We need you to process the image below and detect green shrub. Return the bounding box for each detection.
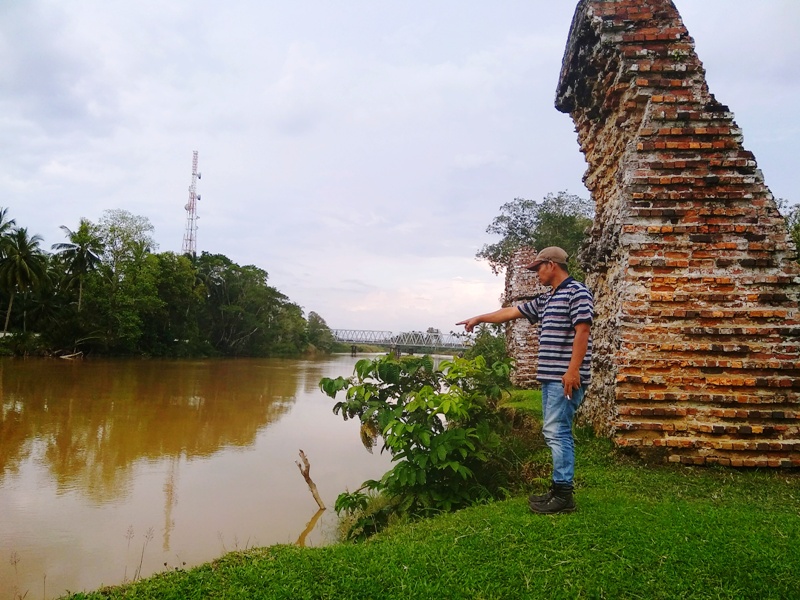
[463,324,509,384]
[320,354,512,538]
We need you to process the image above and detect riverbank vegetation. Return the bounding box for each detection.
[322,354,516,540]
[0,207,338,357]
[63,389,800,599]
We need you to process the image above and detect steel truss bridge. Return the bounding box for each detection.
[331,329,469,350]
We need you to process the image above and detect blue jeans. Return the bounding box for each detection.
[541,381,586,485]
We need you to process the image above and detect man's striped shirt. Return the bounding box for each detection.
[517,277,594,384]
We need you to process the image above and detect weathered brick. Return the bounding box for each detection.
[508,0,800,468]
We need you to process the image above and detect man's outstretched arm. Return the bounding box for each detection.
[456,305,524,333]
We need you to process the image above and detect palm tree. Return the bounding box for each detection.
[0,227,49,333]
[0,207,16,257]
[52,219,104,311]
[24,256,64,334]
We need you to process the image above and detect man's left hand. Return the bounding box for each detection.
[562,368,581,399]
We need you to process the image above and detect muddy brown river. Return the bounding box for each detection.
[0,355,393,598]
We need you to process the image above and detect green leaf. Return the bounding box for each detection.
[320,376,349,398]
[354,358,373,380]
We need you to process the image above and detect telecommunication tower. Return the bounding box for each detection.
[181,150,201,256]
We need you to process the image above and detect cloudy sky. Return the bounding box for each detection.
[2,1,798,334]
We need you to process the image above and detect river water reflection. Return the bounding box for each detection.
[0,355,393,598]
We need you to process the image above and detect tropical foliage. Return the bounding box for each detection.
[0,207,334,357]
[0,227,48,333]
[463,323,509,384]
[306,311,337,352]
[320,353,512,539]
[477,191,593,277]
[51,219,103,311]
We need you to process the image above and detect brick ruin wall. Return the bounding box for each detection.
[550,0,800,467]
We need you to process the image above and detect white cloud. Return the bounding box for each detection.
[1,0,797,333]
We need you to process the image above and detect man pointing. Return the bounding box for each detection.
[457,246,593,514]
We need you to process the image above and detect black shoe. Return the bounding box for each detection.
[527,483,554,504]
[529,484,575,514]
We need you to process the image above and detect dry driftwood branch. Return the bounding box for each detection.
[295,449,325,510]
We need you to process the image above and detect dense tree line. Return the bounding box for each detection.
[0,207,335,357]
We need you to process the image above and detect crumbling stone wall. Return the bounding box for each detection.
[555,0,800,466]
[503,248,549,388]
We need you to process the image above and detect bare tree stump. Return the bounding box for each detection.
[295,449,325,510]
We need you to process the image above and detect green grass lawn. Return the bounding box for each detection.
[66,391,800,599]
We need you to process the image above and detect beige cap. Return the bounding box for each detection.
[525,246,569,270]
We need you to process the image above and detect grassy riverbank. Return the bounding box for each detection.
[66,394,799,600]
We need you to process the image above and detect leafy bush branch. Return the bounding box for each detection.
[320,354,512,539]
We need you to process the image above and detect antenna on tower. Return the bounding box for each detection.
[182,150,201,256]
